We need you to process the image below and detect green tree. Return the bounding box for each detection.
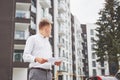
[94,0,120,75]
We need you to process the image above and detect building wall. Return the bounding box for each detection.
[81,24,89,79]
[86,23,109,77]
[0,0,15,80]
[53,0,73,80]
[71,15,85,80]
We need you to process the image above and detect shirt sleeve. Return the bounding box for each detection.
[23,36,35,62]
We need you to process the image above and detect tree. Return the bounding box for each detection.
[94,0,120,75]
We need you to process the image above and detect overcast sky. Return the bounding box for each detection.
[70,0,105,24]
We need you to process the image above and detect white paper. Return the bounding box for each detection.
[48,57,65,63]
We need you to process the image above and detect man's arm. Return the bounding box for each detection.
[23,36,48,64]
[23,36,35,62]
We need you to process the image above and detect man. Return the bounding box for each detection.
[23,19,61,80]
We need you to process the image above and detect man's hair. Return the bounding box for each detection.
[39,19,51,29]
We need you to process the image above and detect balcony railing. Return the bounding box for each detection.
[39,0,51,8]
[16,10,30,19]
[58,29,65,36]
[14,31,25,40]
[58,42,64,48]
[57,14,66,23]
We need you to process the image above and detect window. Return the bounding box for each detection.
[13,53,23,62]
[92,61,96,67]
[101,69,105,75]
[63,62,65,71]
[91,44,94,50]
[59,48,61,57]
[92,53,96,59]
[90,29,94,35]
[16,11,30,19]
[91,37,94,43]
[15,31,25,40]
[100,61,104,67]
[93,69,96,76]
[58,36,60,43]
[41,8,45,17]
[63,50,65,57]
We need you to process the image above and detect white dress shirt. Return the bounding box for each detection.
[23,33,53,69]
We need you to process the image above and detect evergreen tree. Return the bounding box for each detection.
[94,0,120,75]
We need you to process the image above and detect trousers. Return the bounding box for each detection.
[29,68,52,80]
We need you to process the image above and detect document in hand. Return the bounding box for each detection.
[48,57,65,63]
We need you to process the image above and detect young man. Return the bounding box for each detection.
[23,19,61,80]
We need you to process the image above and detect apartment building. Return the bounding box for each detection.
[13,0,36,80]
[0,0,86,80]
[53,0,73,80]
[81,24,89,79]
[71,15,85,80]
[86,23,109,77]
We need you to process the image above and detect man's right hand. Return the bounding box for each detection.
[35,57,48,64]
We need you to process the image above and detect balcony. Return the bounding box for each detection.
[14,44,25,50]
[57,14,66,23]
[15,23,29,40]
[16,0,31,3]
[15,10,30,23]
[43,13,53,23]
[31,5,36,13]
[58,29,65,36]
[58,1,66,13]
[39,0,51,8]
[16,2,30,11]
[57,42,64,48]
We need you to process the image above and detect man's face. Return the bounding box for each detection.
[44,24,52,37]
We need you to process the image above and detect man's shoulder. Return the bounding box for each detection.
[27,34,37,40]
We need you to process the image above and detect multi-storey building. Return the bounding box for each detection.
[86,23,109,77]
[0,0,87,80]
[81,24,89,79]
[13,0,36,80]
[71,14,85,80]
[53,0,73,80]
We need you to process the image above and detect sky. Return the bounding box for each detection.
[70,0,105,24]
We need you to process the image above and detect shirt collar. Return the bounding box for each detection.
[37,33,48,39]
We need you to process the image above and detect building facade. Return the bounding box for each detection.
[86,23,109,77]
[81,24,89,79]
[0,0,88,80]
[13,0,36,80]
[71,15,85,80]
[53,0,73,80]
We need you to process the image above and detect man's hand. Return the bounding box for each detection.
[35,57,48,64]
[55,61,61,66]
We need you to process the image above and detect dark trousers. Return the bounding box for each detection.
[29,68,52,80]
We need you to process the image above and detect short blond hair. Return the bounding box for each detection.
[39,19,51,29]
